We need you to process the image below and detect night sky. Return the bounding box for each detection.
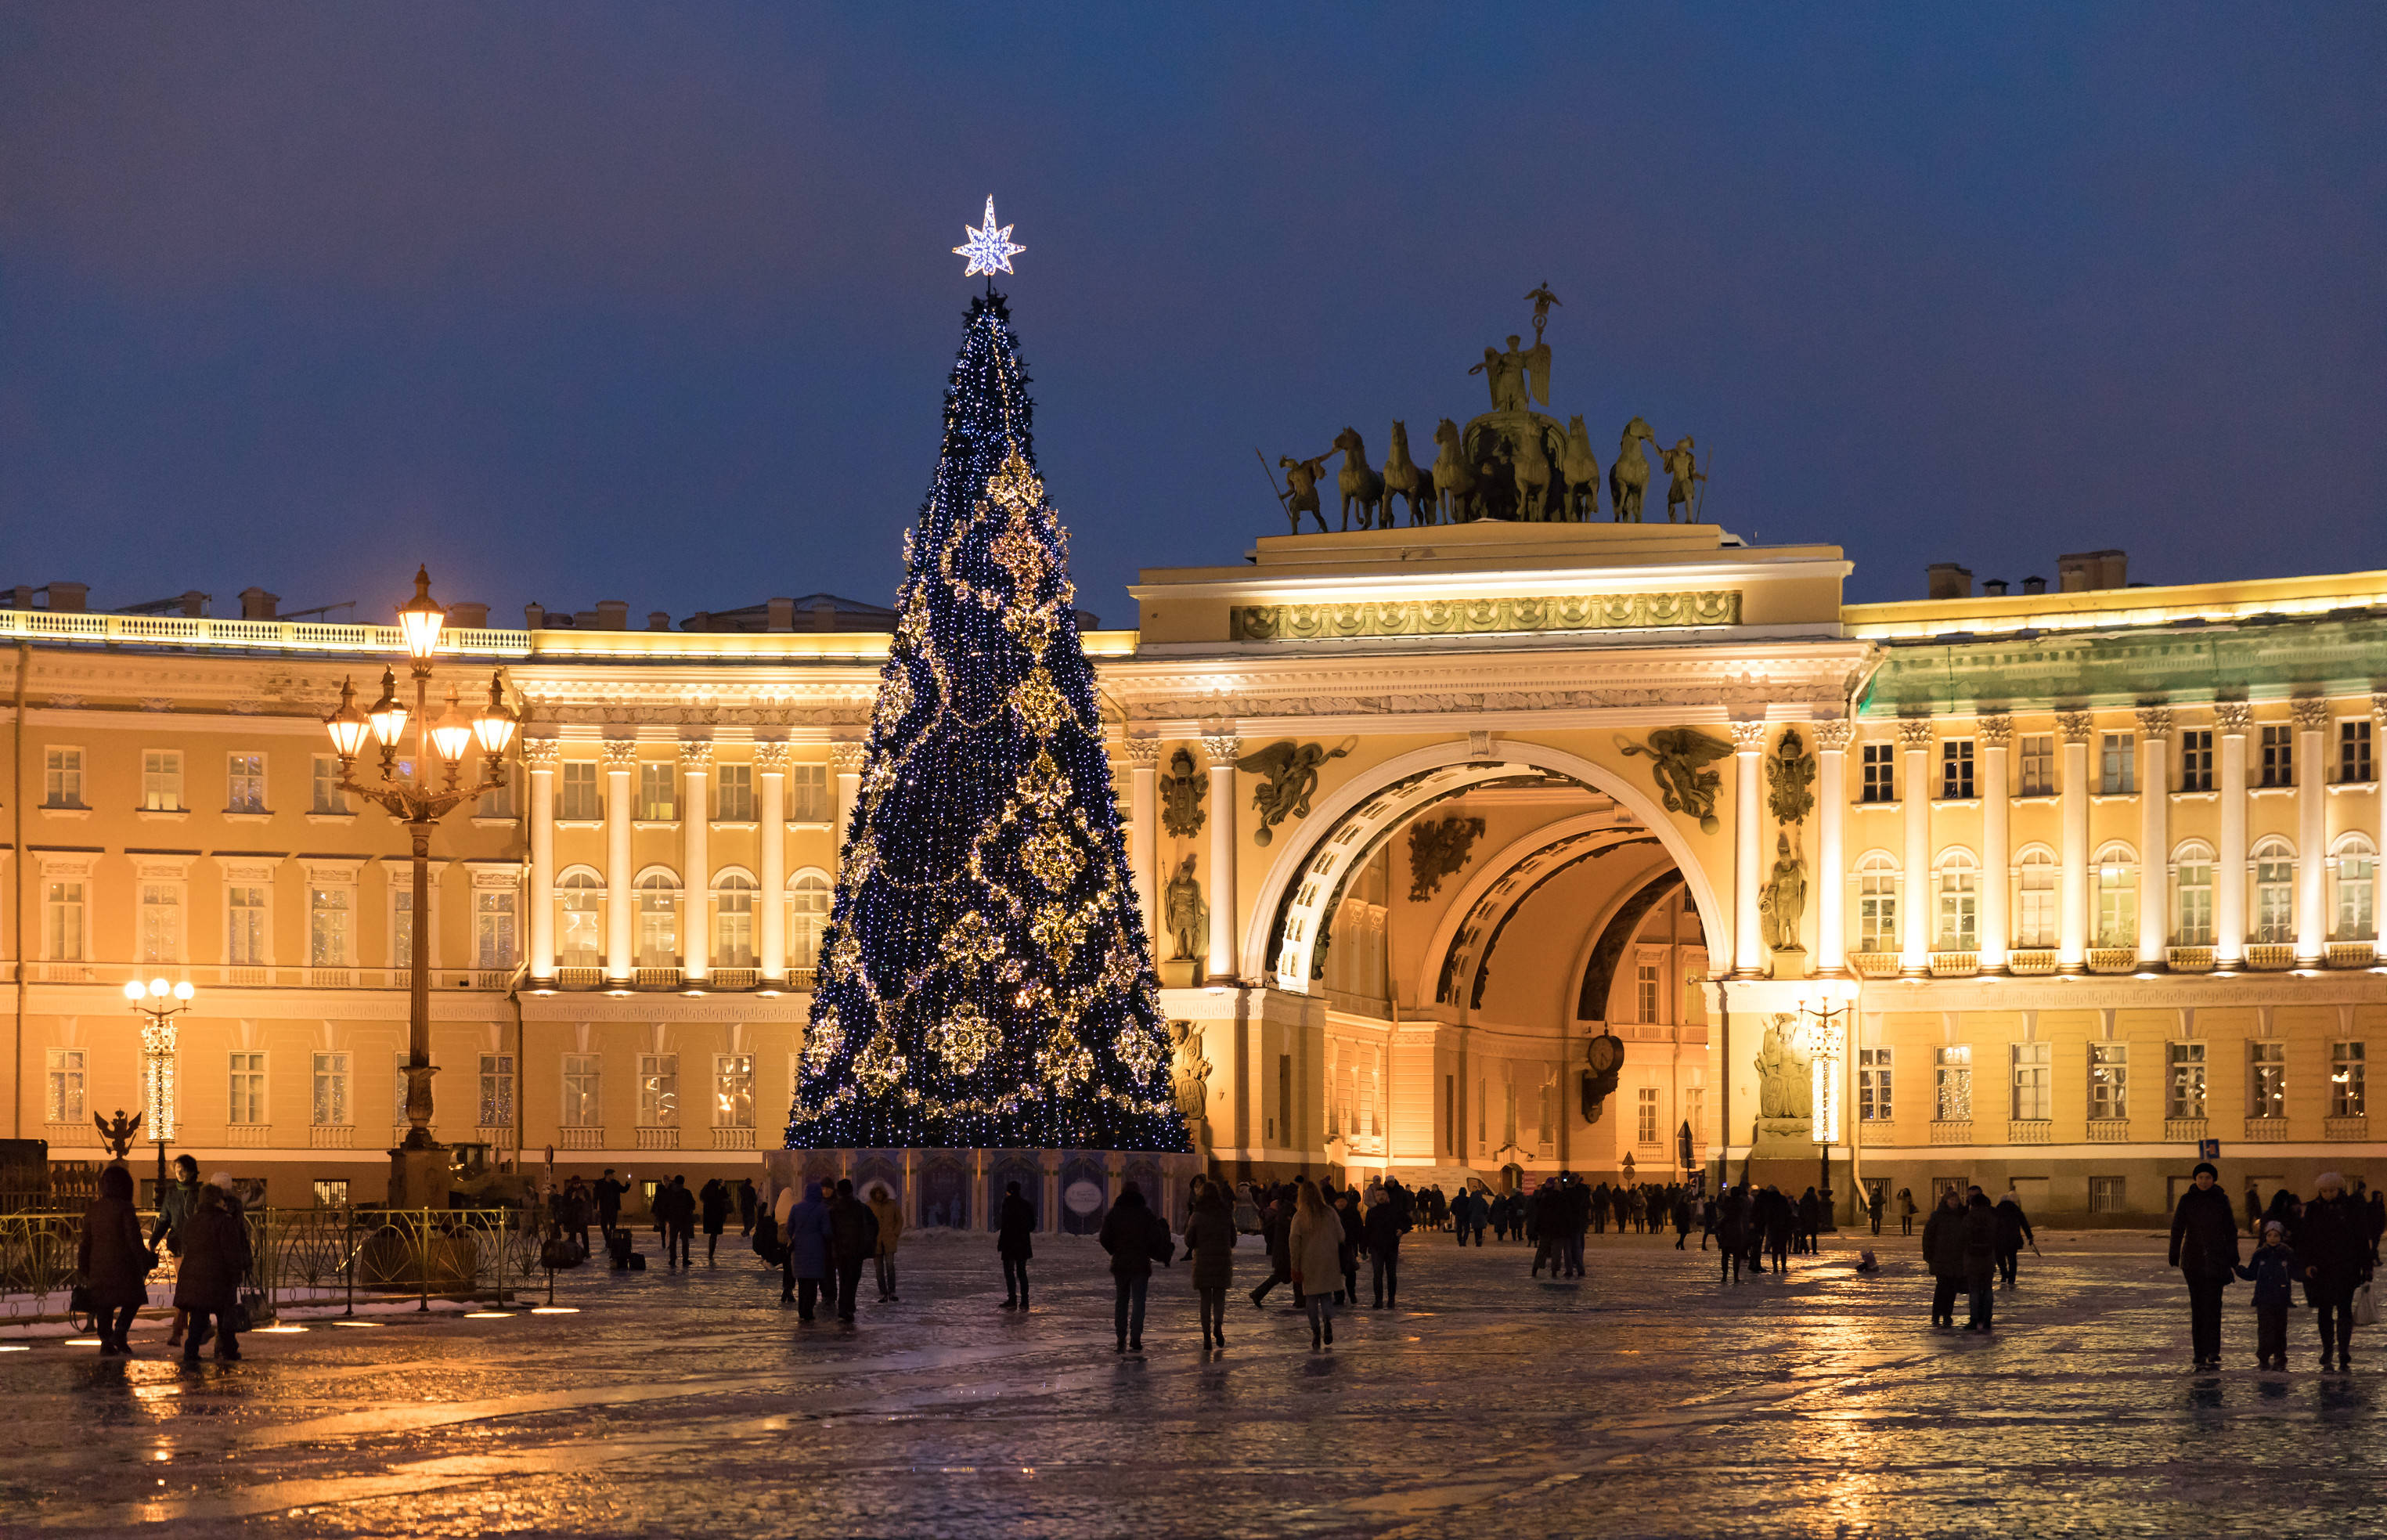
[5,6,2382,626]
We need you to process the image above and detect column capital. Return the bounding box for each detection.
[1202,734,1243,767]
[2291,695,2331,734]
[2213,700,2252,734]
[522,738,562,766]
[753,740,791,770]
[1729,721,1771,752]
[830,741,869,771]
[2134,705,2172,740]
[600,738,640,766]
[2055,710,2095,744]
[1895,716,1935,750]
[1123,734,1163,766]
[677,739,716,770]
[1975,712,2012,748]
[2373,691,2387,727]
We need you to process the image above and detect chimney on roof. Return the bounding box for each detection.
[1981,579,2009,597]
[1926,563,1973,600]
[766,597,795,633]
[178,590,207,617]
[524,602,546,629]
[447,601,489,630]
[238,586,277,620]
[6,585,37,610]
[647,611,671,631]
[2021,575,2047,595]
[2057,549,2127,593]
[811,598,838,632]
[47,582,89,614]
[594,600,629,631]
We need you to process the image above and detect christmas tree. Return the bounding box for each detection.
[784,289,1187,1155]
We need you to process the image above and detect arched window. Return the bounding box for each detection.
[715,870,756,968]
[557,868,602,967]
[1855,852,1898,954]
[2093,842,2136,949]
[2252,838,2295,944]
[1935,850,1978,949]
[2014,846,2057,950]
[2334,835,2377,943]
[635,870,680,967]
[788,870,831,971]
[2172,841,2215,947]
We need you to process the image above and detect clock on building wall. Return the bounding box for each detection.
[1581,1030,1624,1123]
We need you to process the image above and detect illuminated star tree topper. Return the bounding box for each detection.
[953,195,1026,277]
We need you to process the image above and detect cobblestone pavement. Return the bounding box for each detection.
[1,1225,2379,1538]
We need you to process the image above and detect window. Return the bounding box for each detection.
[475,778,514,819]
[42,747,84,807]
[716,874,756,968]
[1939,740,1974,799]
[2094,850,2136,949]
[558,760,600,820]
[311,756,348,815]
[561,1054,601,1128]
[474,889,517,969]
[479,1054,515,1129]
[2016,848,2057,949]
[310,885,352,965]
[1859,1047,1892,1122]
[228,1052,267,1125]
[2100,732,2135,795]
[392,889,416,971]
[2259,724,2293,789]
[1856,854,1898,953]
[140,882,182,962]
[716,763,755,821]
[2089,1043,2127,1120]
[1635,1087,1660,1145]
[2179,728,2213,792]
[789,763,830,822]
[637,762,676,820]
[2336,840,2377,942]
[221,884,265,965]
[1860,743,1895,803]
[1935,853,1978,949]
[44,1048,85,1124]
[558,871,603,966]
[44,880,85,961]
[2088,1177,2126,1215]
[2011,1041,2051,1121]
[714,1053,755,1129]
[2174,846,2214,947]
[2331,1042,2366,1118]
[312,1178,350,1207]
[227,752,267,813]
[2342,720,2374,784]
[636,874,679,966]
[1934,1046,1972,1121]
[1635,962,1660,1023]
[312,1051,351,1126]
[1682,1087,1704,1146]
[2018,734,2055,796]
[789,871,831,969]
[638,1053,678,1126]
[2248,1041,2286,1119]
[142,750,184,812]
[2252,839,2295,944]
[2167,1042,2207,1119]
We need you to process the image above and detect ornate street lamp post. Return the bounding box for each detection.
[323,568,517,1208]
[123,976,195,1202]
[1799,983,1856,1228]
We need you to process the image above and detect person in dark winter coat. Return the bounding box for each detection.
[2170,1160,2241,1369]
[997,1181,1036,1309]
[173,1183,251,1365]
[1762,1186,1794,1274]
[1960,1188,2000,1331]
[1250,1195,1296,1308]
[1715,1186,1750,1283]
[151,1154,204,1348]
[1922,1187,1968,1327]
[827,1179,878,1322]
[653,1176,696,1268]
[78,1164,153,1354]
[1363,1189,1403,1307]
[1184,1185,1237,1347]
[2299,1172,2372,1371]
[593,1169,630,1241]
[783,1181,835,1320]
[1796,1188,1821,1255]
[736,1178,758,1236]
[698,1179,731,1264]
[1867,1185,1886,1237]
[1993,1189,2038,1287]
[1334,1191,1364,1303]
[2235,1220,2299,1370]
[1098,1181,1166,1352]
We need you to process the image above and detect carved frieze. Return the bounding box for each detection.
[1231,590,1741,641]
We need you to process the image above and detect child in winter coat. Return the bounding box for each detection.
[2235,1219,2299,1369]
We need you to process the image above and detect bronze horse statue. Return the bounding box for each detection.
[1510,422,1552,521]
[1332,427,1385,531]
[1609,416,1657,523]
[1560,416,1601,521]
[1383,420,1436,526]
[1432,417,1480,523]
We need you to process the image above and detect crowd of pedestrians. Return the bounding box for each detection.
[2172,1163,2381,1372]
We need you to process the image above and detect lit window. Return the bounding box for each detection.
[1857,854,1898,954]
[479,1054,515,1129]
[557,761,600,820]
[714,1053,755,1130]
[2011,1041,2050,1121]
[2336,842,2377,942]
[139,882,182,963]
[228,1052,267,1126]
[2015,849,2057,949]
[44,880,85,961]
[142,750,184,812]
[228,885,268,966]
[1934,1045,1971,1122]
[2248,1040,2286,1120]
[1635,962,1660,1023]
[2094,851,2136,949]
[227,752,267,813]
[1936,853,1978,949]
[1859,1047,1892,1122]
[716,763,755,821]
[2089,1042,2127,1120]
[42,747,85,808]
[309,885,351,965]
[45,1048,85,1124]
[311,756,348,815]
[474,890,517,968]
[636,875,679,966]
[2174,846,2214,947]
[789,871,831,969]
[789,764,830,822]
[637,1053,679,1127]
[2331,1042,2366,1118]
[561,1054,601,1128]
[2252,840,2295,944]
[557,871,603,966]
[312,1051,351,1127]
[312,1178,349,1207]
[637,763,676,820]
[1635,1087,1659,1145]
[716,874,756,968]
[2166,1042,2207,1120]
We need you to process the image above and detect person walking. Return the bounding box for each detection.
[1250,1192,1295,1309]
[78,1164,153,1355]
[736,1178,758,1236]
[1289,1181,1345,1350]
[1796,1188,1821,1256]
[174,1182,251,1365]
[2299,1171,2371,1372]
[1563,1178,1591,1278]
[1715,1185,1748,1283]
[2170,1160,2240,1369]
[150,1154,203,1350]
[827,1179,876,1322]
[698,1179,731,1264]
[2236,1220,2299,1370]
[1363,1187,1403,1307]
[1961,1188,1999,1332]
[867,1182,904,1303]
[1185,1184,1237,1348]
[783,1181,835,1321]
[1922,1187,1967,1327]
[1898,1186,1917,1237]
[1336,1188,1364,1304]
[1763,1186,1794,1274]
[1867,1185,1885,1237]
[654,1175,695,1268]
[997,1180,1036,1310]
[1993,1188,2038,1288]
[593,1168,630,1245]
[1098,1181,1166,1353]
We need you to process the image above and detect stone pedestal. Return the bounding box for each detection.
[1158,959,1199,990]
[388,1144,454,1210]
[1766,946,1807,982]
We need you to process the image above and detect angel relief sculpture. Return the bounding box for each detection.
[1235,738,1356,846]
[1617,727,1735,834]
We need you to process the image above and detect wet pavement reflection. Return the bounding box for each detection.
[1,1228,2377,1535]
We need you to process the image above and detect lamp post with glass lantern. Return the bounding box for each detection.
[1798,983,1855,1228]
[322,567,517,1208]
[124,976,195,1203]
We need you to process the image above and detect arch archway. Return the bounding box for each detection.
[1243,737,1728,991]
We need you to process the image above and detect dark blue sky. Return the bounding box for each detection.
[5,5,2382,624]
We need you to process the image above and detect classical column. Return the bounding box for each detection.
[1978,714,2010,972]
[755,741,788,983]
[2057,711,2093,970]
[1814,720,1852,976]
[1203,734,1242,983]
[2136,707,2172,967]
[1730,721,1769,977]
[1124,736,1160,938]
[1899,717,1934,974]
[603,740,638,982]
[525,738,559,982]
[680,740,712,982]
[2375,695,2387,963]
[830,741,867,862]
[2215,701,2251,968]
[2294,696,2330,965]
